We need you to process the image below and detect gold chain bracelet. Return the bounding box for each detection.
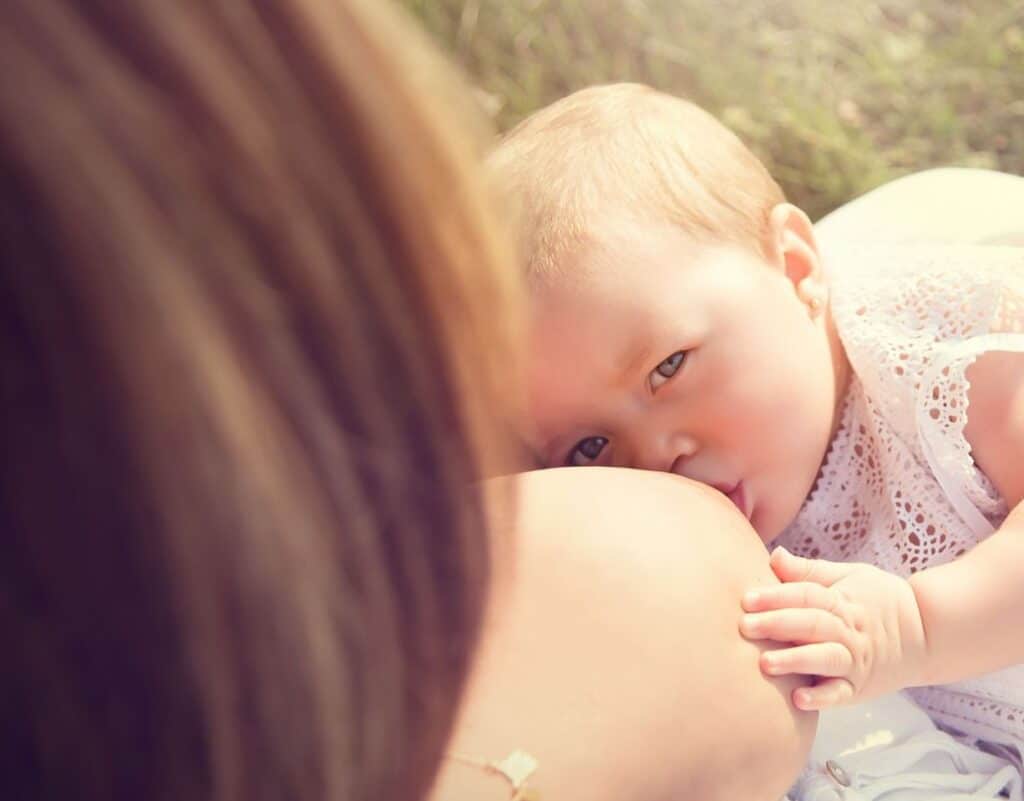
[446,749,540,800]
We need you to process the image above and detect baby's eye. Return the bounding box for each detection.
[649,351,686,391]
[567,435,608,466]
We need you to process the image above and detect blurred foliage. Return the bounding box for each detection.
[400,0,1024,218]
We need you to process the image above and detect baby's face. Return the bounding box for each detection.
[526,219,844,543]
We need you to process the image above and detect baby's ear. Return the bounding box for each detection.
[767,203,826,306]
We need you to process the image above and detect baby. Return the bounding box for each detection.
[489,83,1024,750]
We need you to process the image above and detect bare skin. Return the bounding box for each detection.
[431,467,817,801]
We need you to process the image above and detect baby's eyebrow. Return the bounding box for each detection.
[615,338,653,382]
[524,444,546,470]
[513,434,547,470]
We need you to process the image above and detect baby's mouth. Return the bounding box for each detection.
[713,480,749,521]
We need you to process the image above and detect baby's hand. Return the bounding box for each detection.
[739,547,930,711]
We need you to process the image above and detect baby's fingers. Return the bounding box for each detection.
[742,582,840,614]
[760,643,853,679]
[794,678,855,711]
[769,546,855,586]
[740,607,849,646]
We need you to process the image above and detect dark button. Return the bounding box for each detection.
[825,759,852,787]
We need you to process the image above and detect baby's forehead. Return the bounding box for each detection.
[526,267,637,332]
[527,236,677,319]
[528,225,653,297]
[526,210,658,282]
[525,267,669,393]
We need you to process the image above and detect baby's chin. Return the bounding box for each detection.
[747,483,810,547]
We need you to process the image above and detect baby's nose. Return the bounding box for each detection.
[667,434,699,475]
[633,432,698,473]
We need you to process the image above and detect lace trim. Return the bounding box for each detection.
[916,334,1022,537]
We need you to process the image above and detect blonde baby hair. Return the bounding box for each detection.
[489,82,786,282]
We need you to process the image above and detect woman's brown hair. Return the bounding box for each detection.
[0,2,520,800]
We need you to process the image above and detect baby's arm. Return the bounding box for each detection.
[909,503,1024,686]
[908,348,1024,686]
[741,348,1024,708]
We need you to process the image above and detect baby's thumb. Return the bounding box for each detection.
[770,546,850,587]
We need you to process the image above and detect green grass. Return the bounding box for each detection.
[400,0,1024,219]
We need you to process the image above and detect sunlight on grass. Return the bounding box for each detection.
[401,0,1024,218]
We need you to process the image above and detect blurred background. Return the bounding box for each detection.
[400,0,1024,219]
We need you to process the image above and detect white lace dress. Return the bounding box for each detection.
[776,243,1024,750]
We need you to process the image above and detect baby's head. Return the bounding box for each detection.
[489,82,785,280]
[490,84,849,543]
